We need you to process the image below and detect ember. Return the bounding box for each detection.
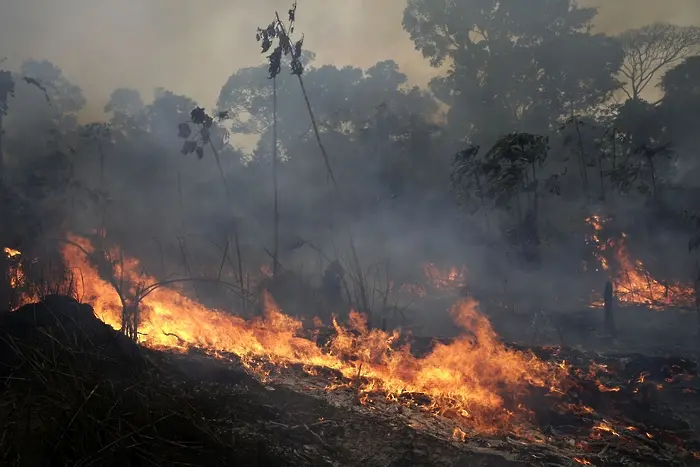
[422,262,467,292]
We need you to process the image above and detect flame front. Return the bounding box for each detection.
[58,234,564,434]
[586,216,694,309]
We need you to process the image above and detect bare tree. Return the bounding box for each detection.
[618,22,700,101]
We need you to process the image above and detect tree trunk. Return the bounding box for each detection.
[272,76,280,277]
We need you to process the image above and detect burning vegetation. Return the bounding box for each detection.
[59,235,563,435]
[1,234,697,465]
[586,215,695,310]
[1,2,700,466]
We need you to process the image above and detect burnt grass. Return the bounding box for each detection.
[0,296,699,467]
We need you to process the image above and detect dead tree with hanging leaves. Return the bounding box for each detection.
[254,3,372,325]
[254,14,290,278]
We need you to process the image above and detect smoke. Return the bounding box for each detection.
[583,0,700,33]
[2,0,697,118]
[1,0,698,341]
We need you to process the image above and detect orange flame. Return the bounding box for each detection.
[54,234,565,434]
[3,247,21,258]
[4,248,26,289]
[4,247,39,308]
[586,216,694,309]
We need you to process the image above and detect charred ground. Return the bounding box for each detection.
[1,296,699,466]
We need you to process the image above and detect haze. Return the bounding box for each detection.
[1,0,698,118]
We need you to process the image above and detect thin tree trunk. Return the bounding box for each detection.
[233,230,245,313]
[272,76,280,277]
[205,140,246,311]
[647,154,657,200]
[295,74,337,188]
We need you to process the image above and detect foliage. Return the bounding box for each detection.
[403,0,623,143]
[618,23,700,101]
[177,107,230,160]
[256,2,305,79]
[451,133,552,211]
[0,70,15,115]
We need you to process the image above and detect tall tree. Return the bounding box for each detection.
[104,88,146,138]
[217,56,445,259]
[657,55,700,183]
[18,60,85,127]
[403,0,623,145]
[617,23,700,102]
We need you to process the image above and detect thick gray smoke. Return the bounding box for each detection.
[1,0,698,341]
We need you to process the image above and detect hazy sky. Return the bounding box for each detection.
[1,0,699,119]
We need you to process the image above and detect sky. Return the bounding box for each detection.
[1,0,699,119]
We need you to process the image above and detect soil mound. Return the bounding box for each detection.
[0,295,268,466]
[0,295,144,382]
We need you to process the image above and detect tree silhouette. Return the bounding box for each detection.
[403,0,622,145]
[451,132,556,262]
[617,23,700,102]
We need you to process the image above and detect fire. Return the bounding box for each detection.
[3,247,21,258]
[396,262,466,298]
[585,216,695,309]
[422,263,466,291]
[54,234,565,434]
[591,421,620,438]
[452,426,468,442]
[4,247,39,308]
[4,248,26,289]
